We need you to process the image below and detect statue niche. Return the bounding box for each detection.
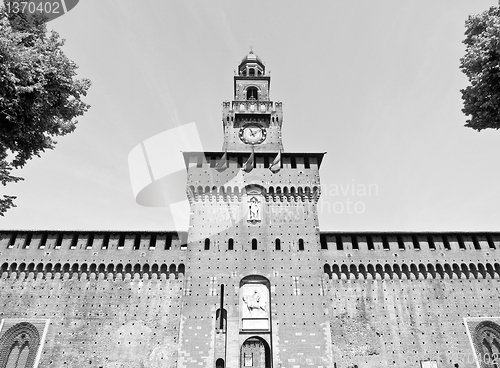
[246,186,263,224]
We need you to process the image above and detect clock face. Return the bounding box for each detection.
[239,124,266,145]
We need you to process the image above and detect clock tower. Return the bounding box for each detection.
[180,52,329,368]
[222,51,283,152]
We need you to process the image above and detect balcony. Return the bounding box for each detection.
[231,100,274,113]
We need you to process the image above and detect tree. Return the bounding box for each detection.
[0,1,91,215]
[460,5,500,131]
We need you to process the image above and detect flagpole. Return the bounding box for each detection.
[251,145,255,169]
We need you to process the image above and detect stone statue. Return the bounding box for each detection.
[242,290,267,315]
[248,196,261,222]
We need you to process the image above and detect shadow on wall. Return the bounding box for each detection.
[324,262,500,280]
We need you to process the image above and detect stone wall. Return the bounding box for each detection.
[0,230,498,368]
[321,232,500,368]
[0,231,186,368]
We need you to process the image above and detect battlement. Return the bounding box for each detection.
[0,230,188,281]
[2,230,497,254]
[1,231,499,282]
[0,230,188,252]
[319,231,499,252]
[320,231,500,282]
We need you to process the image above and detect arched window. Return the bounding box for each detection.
[228,238,234,250]
[246,87,258,100]
[0,322,41,368]
[472,320,500,368]
[204,238,210,250]
[275,239,281,251]
[298,239,304,251]
[216,358,225,368]
[252,239,257,250]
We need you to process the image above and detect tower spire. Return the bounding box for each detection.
[221,53,284,152]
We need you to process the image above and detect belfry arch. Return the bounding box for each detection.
[246,86,259,100]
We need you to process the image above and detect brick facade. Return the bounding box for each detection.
[0,53,498,368]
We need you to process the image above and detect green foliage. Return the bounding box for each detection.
[0,1,91,215]
[460,5,500,131]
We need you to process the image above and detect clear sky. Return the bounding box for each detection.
[1,0,499,232]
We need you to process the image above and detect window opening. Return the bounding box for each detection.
[24,233,32,249]
[165,233,172,250]
[367,235,375,250]
[246,86,258,100]
[102,234,110,249]
[304,156,310,169]
[70,233,78,250]
[487,235,496,249]
[7,233,16,249]
[150,234,157,250]
[134,234,141,250]
[382,236,390,250]
[351,235,359,250]
[458,235,466,250]
[397,236,405,250]
[473,236,481,250]
[335,236,343,250]
[443,235,451,250]
[427,235,435,250]
[320,234,327,250]
[117,234,125,250]
[412,235,420,250]
[55,233,63,249]
[86,234,94,249]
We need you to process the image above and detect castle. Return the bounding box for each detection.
[0,52,499,368]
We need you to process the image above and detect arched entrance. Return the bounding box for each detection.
[240,336,271,368]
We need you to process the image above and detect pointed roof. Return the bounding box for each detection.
[238,50,265,72]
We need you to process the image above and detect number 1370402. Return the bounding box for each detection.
[4,1,80,22]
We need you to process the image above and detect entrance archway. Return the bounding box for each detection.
[240,336,271,368]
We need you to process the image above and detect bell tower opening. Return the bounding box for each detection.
[246,87,258,100]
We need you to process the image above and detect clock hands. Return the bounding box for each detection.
[240,126,265,144]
